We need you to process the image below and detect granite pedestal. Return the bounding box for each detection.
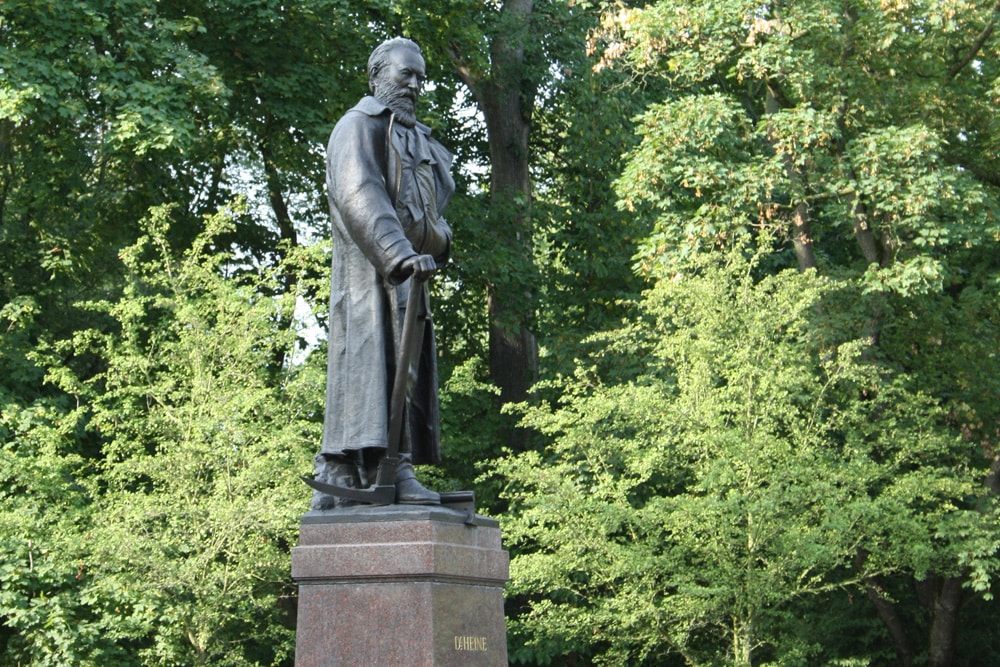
[291,505,509,666]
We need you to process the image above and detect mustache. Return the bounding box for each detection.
[382,85,416,107]
[374,71,417,103]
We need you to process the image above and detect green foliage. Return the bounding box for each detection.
[3,0,999,664]
[0,2,370,657]
[499,252,998,665]
[427,356,505,497]
[610,0,1000,284]
[157,0,378,250]
[530,28,662,378]
[497,1,1000,663]
[0,400,118,666]
[1,206,327,665]
[85,208,321,665]
[1,0,227,392]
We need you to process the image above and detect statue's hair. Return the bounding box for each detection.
[367,38,422,92]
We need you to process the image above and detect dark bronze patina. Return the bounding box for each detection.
[308,38,455,509]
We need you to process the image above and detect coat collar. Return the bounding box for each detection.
[353,96,432,136]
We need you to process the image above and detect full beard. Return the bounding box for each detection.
[375,78,417,128]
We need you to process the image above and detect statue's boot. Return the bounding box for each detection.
[395,455,440,505]
[310,454,362,510]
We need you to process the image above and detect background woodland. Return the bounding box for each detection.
[2,1,999,665]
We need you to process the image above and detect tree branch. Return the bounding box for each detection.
[946,1,1000,83]
[855,551,916,666]
[259,137,298,249]
[447,40,481,95]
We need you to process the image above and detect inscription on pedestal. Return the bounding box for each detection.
[454,636,488,652]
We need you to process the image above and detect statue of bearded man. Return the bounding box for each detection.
[311,37,455,509]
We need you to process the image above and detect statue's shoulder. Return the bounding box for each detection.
[347,96,392,120]
[333,97,390,131]
[329,97,390,148]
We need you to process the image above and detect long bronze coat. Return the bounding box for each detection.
[320,96,454,465]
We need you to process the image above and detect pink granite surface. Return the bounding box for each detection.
[292,512,509,666]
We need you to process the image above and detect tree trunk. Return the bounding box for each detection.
[731,616,754,667]
[480,76,538,442]
[865,578,916,667]
[855,551,916,666]
[0,119,14,229]
[259,135,298,249]
[927,576,963,667]
[259,125,298,371]
[849,194,880,265]
[835,5,884,270]
[450,0,539,448]
[764,83,817,272]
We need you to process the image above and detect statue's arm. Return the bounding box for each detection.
[327,113,416,283]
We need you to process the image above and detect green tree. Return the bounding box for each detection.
[2,206,329,665]
[400,0,546,441]
[500,0,1000,664]
[609,1,1000,663]
[391,0,649,450]
[1,5,229,659]
[1,2,351,658]
[156,0,378,252]
[84,208,325,665]
[391,0,661,499]
[0,0,227,400]
[528,16,661,381]
[500,252,999,666]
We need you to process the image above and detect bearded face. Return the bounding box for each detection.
[374,70,417,127]
[370,45,425,128]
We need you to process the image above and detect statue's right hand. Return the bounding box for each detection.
[400,254,438,281]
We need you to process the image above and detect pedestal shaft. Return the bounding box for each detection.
[292,508,508,667]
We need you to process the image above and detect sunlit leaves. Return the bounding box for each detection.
[0,194,331,664]
[499,251,998,664]
[605,0,1000,290]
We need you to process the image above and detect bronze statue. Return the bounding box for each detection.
[310,38,455,509]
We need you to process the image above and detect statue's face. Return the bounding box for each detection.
[374,46,425,121]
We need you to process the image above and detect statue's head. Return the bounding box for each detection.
[367,38,423,89]
[367,38,425,127]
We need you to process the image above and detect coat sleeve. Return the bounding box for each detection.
[327,111,416,284]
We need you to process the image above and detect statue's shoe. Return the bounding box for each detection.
[395,461,441,505]
[310,455,362,510]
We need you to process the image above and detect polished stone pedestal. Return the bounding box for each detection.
[291,506,509,666]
